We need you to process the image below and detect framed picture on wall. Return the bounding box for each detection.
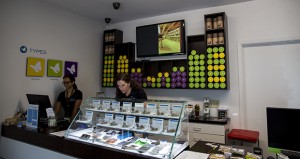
[26,57,45,77]
[64,61,78,77]
[47,59,63,77]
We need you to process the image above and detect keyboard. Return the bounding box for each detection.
[281,150,300,159]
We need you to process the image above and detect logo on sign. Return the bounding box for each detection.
[20,45,46,54]
[20,46,28,53]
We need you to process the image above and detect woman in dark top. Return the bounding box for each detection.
[116,73,147,100]
[54,74,83,122]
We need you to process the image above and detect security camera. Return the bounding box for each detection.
[113,2,120,10]
[105,18,111,24]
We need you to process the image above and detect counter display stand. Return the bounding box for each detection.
[65,97,189,159]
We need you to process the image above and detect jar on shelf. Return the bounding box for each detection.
[218,32,224,45]
[213,33,218,45]
[108,45,112,54]
[207,34,212,46]
[217,16,224,28]
[206,18,212,30]
[213,18,218,29]
[111,33,115,41]
[108,33,113,42]
[105,45,109,54]
[105,34,109,42]
[111,46,114,54]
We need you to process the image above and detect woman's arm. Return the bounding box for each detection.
[70,99,82,122]
[54,101,61,116]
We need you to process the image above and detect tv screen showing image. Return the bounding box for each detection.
[136,20,186,58]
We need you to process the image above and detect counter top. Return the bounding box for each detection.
[188,116,229,125]
[1,124,158,159]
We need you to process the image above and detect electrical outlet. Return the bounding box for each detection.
[203,98,209,103]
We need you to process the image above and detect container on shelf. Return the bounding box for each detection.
[218,32,224,45]
[217,16,224,28]
[207,34,212,46]
[213,18,218,29]
[206,18,212,30]
[217,107,228,119]
[213,33,218,45]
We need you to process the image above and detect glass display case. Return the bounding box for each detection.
[65,97,189,159]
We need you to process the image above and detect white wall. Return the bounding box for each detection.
[0,0,104,158]
[0,0,103,122]
[240,41,300,153]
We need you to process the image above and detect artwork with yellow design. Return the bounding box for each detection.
[26,57,45,77]
[47,59,63,77]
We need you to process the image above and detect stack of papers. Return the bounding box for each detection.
[176,151,209,159]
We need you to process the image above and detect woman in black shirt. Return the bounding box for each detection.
[54,74,82,122]
[116,73,147,100]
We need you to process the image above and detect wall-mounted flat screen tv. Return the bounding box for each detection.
[136,20,186,58]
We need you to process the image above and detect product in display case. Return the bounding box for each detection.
[123,115,135,129]
[121,101,133,113]
[158,103,171,116]
[149,118,164,134]
[65,97,189,159]
[133,117,150,132]
[145,103,157,115]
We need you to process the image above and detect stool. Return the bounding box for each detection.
[227,129,259,147]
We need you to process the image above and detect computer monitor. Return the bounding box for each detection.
[26,94,52,124]
[266,107,300,158]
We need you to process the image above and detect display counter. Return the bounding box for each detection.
[64,97,189,159]
[2,97,189,159]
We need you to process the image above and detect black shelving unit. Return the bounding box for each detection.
[186,35,207,89]
[204,12,229,90]
[102,29,123,87]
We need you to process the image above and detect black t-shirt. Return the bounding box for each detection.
[119,88,147,100]
[57,90,83,118]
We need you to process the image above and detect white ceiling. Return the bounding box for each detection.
[40,0,253,23]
